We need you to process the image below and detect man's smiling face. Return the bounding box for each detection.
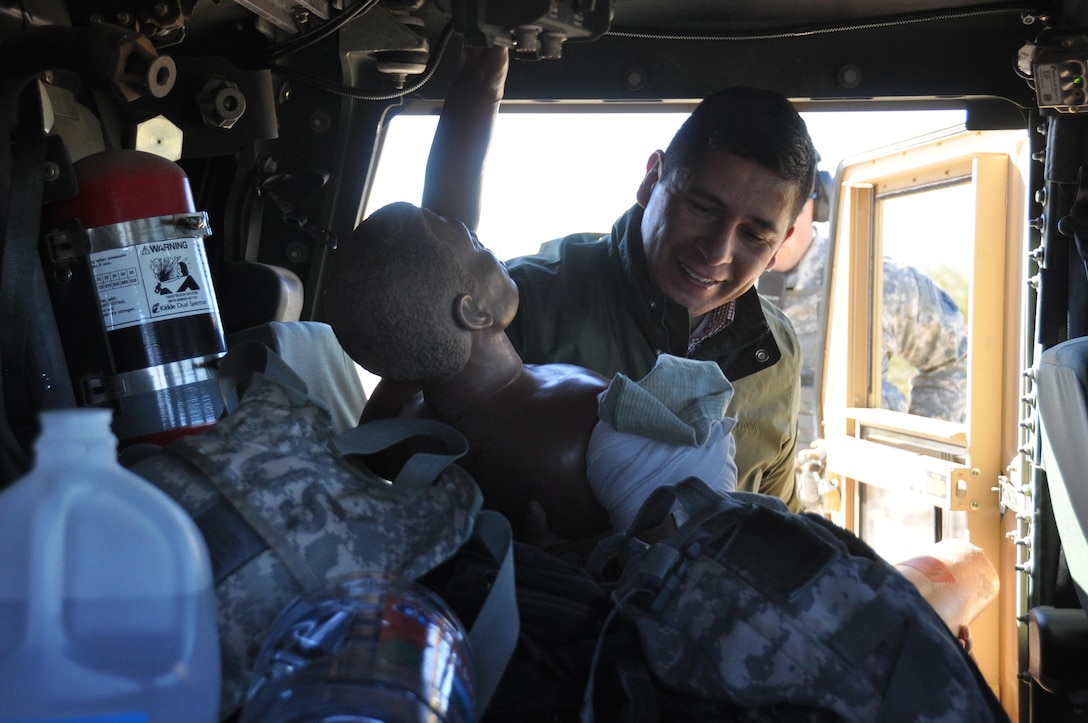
[637,148,801,320]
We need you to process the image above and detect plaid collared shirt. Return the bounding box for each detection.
[687,300,737,356]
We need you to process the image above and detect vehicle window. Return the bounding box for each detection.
[879,180,974,418]
[824,129,1029,568]
[357,108,966,398]
[363,108,967,261]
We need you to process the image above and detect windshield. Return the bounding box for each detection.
[364,108,968,261]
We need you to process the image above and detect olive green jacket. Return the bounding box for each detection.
[506,205,802,511]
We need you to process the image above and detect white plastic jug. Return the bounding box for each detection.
[0,408,220,722]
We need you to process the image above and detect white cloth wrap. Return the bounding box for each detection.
[587,355,738,533]
[588,418,737,533]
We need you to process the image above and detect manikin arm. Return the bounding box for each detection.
[422,45,509,231]
[362,47,509,424]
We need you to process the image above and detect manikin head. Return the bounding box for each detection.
[325,201,518,383]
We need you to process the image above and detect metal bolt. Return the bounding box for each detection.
[837,65,862,89]
[515,25,542,54]
[624,66,647,91]
[540,32,566,60]
[197,77,246,129]
[178,215,207,231]
[286,241,308,264]
[309,111,331,133]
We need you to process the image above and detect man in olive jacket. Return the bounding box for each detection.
[505,208,801,509]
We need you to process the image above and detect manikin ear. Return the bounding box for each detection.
[635,150,665,208]
[455,294,493,331]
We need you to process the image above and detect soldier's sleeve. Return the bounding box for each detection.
[882,261,969,422]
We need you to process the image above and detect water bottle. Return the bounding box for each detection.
[241,572,475,723]
[0,408,220,722]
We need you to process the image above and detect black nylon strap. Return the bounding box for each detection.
[193,494,269,585]
[0,86,47,482]
[874,620,940,720]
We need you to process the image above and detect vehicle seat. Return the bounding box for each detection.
[1030,336,1088,701]
[217,261,305,336]
[226,321,367,434]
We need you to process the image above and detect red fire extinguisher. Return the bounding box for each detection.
[44,149,226,446]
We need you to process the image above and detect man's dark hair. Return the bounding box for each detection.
[325,202,475,382]
[664,86,818,219]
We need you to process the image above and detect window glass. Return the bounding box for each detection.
[860,485,970,561]
[858,182,975,555]
[856,160,991,553]
[360,108,965,399]
[877,182,973,420]
[364,109,967,262]
[859,485,936,562]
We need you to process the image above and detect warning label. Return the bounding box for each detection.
[91,237,217,331]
